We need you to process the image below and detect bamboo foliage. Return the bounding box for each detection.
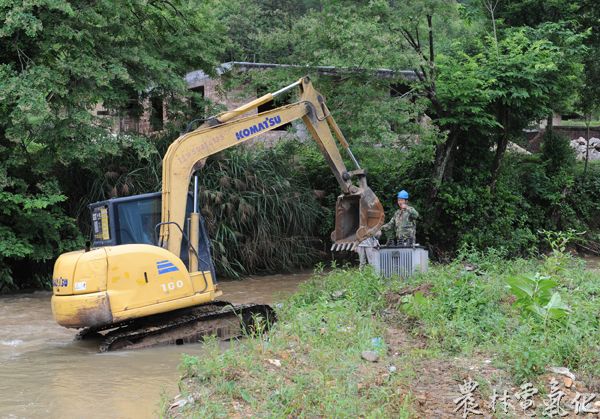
[197,146,325,278]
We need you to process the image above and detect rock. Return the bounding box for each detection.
[267,358,282,367]
[594,400,600,409]
[547,366,576,381]
[570,137,600,160]
[168,395,193,411]
[361,350,380,362]
[331,290,346,300]
[389,365,397,373]
[563,377,573,388]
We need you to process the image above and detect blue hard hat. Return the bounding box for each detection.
[397,190,409,199]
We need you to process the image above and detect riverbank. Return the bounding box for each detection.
[167,252,600,417]
[0,273,312,419]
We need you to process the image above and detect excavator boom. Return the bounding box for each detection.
[50,77,385,351]
[159,76,384,260]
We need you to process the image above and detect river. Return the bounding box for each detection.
[0,272,311,419]
[583,254,600,270]
[2,256,598,418]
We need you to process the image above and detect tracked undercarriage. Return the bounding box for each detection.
[76,302,275,352]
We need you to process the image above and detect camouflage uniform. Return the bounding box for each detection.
[381,206,419,245]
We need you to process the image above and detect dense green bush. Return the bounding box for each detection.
[0,0,225,290]
[287,132,600,259]
[0,178,82,291]
[197,146,325,278]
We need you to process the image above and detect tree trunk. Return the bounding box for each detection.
[490,135,508,191]
[546,114,554,132]
[430,133,458,199]
[584,116,591,177]
[490,107,510,191]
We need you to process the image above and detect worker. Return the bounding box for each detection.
[356,232,380,269]
[381,190,419,246]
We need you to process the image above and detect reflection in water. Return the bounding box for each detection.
[0,272,311,419]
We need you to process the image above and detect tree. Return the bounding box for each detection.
[0,0,226,289]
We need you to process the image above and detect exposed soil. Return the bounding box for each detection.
[385,282,434,306]
[381,287,600,418]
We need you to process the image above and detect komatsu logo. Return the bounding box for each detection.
[156,260,179,275]
[235,115,282,140]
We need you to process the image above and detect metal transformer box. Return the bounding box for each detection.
[375,246,429,278]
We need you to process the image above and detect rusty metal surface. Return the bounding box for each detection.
[58,294,113,329]
[330,184,385,251]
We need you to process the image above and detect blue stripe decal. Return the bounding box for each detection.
[156,260,179,275]
[157,262,175,268]
[158,266,179,275]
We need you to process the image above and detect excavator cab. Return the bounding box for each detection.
[89,192,216,279]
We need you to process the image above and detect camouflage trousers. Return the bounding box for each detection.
[397,228,416,246]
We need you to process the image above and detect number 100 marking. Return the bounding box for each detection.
[161,280,184,292]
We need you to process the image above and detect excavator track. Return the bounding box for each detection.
[77,302,275,352]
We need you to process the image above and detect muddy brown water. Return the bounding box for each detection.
[0,272,312,419]
[584,254,600,270]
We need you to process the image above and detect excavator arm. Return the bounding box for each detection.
[159,77,384,267]
[49,77,385,344]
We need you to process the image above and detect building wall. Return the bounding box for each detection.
[102,70,298,147]
[195,76,303,147]
[96,63,415,147]
[92,99,165,136]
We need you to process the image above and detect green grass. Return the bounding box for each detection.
[167,251,599,417]
[169,268,412,418]
[396,249,600,383]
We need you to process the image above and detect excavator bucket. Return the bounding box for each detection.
[330,185,385,251]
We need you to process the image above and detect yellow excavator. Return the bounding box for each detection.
[51,77,385,351]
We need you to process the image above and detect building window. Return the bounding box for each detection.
[257,87,291,131]
[119,99,141,132]
[390,83,411,98]
[150,97,164,131]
